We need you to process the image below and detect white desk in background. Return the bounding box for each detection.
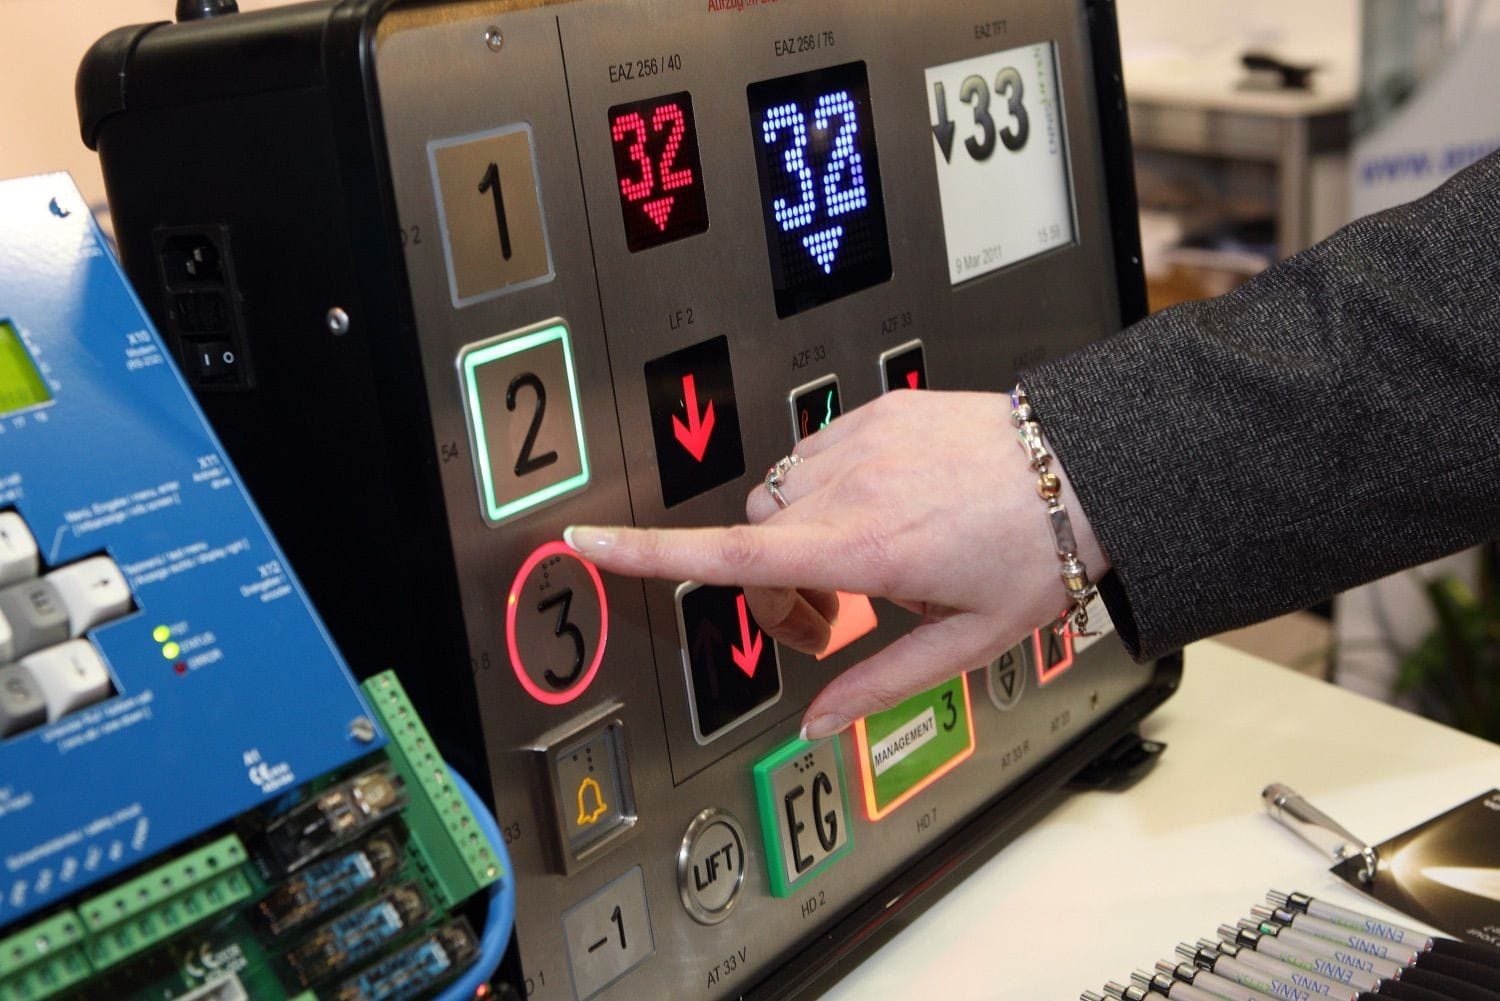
[822,641,1500,1000]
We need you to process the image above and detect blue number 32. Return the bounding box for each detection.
[762,89,868,234]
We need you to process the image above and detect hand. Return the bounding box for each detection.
[564,389,1107,738]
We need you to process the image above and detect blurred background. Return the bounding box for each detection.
[2,0,1496,736]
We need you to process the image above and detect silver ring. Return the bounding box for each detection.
[765,454,803,509]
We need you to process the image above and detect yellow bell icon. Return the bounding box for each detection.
[576,775,608,826]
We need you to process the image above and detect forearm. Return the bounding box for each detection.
[1025,151,1500,660]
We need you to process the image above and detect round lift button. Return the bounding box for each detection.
[506,540,608,706]
[677,808,748,925]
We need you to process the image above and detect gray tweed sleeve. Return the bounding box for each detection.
[1022,150,1500,661]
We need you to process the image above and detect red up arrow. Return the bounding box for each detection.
[730,592,763,677]
[643,196,675,231]
[671,372,716,461]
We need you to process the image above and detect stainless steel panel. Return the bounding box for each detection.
[373,3,1152,997]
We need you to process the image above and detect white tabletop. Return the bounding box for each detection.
[821,641,1500,1000]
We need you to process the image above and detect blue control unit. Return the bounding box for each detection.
[0,173,381,925]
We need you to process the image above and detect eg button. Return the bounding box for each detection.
[753,736,853,898]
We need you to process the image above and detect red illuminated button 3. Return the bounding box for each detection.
[506,541,609,706]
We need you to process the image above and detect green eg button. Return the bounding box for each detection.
[458,318,590,526]
[752,736,852,898]
[852,674,975,821]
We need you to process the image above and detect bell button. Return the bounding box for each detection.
[543,711,637,873]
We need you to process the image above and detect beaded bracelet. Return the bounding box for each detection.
[1009,384,1098,637]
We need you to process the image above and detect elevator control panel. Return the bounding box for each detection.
[0,174,377,926]
[81,1,1176,996]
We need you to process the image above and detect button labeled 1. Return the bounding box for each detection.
[506,541,608,706]
[459,320,590,526]
[752,736,852,898]
[562,866,655,1000]
[429,123,554,306]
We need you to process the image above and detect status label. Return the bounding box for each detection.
[853,674,975,820]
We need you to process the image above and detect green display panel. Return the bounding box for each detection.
[852,675,976,820]
[0,321,51,415]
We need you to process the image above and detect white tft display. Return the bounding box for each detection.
[925,42,1075,285]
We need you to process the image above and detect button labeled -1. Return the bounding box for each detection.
[675,582,781,744]
[645,336,744,508]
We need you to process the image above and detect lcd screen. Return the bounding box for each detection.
[925,41,1075,285]
[0,321,51,416]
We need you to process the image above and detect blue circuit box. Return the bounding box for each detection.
[0,174,382,924]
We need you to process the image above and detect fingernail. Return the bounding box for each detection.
[799,714,848,742]
[563,525,615,552]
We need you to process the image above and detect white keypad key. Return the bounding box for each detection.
[46,556,132,635]
[0,512,39,587]
[21,639,114,721]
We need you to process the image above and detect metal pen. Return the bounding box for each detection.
[1133,967,1254,1001]
[1154,958,1281,1001]
[1100,980,1168,1000]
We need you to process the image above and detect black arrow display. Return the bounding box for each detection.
[931,81,955,162]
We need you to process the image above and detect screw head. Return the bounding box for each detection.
[326,307,350,336]
[485,26,504,52]
[349,716,377,743]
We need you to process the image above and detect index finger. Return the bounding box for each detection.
[563,522,885,594]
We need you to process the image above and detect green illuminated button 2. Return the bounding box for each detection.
[752,736,852,898]
[459,319,589,526]
[853,675,975,821]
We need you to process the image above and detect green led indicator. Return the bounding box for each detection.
[152,625,172,643]
[161,642,181,659]
[459,320,590,526]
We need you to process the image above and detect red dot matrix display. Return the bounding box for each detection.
[608,91,711,252]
